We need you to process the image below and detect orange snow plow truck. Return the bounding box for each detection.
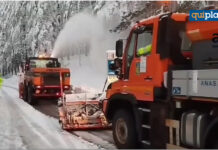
[103,12,218,149]
[19,57,70,105]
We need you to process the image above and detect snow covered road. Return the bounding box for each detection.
[0,76,115,149]
[34,99,115,149]
[0,84,98,149]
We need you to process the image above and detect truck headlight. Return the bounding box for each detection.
[36,85,41,89]
[64,85,69,89]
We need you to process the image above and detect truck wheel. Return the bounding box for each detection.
[206,136,218,148]
[27,86,36,105]
[212,140,218,149]
[205,139,218,149]
[112,109,137,149]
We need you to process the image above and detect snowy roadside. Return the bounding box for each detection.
[0,76,99,149]
[2,75,19,89]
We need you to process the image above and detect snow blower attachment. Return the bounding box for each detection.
[58,86,109,130]
[58,50,118,130]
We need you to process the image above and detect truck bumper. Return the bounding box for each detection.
[33,86,62,98]
[33,94,61,98]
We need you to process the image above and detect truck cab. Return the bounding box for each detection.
[19,57,70,105]
[103,13,218,149]
[106,13,193,102]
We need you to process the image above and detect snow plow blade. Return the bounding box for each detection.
[58,99,109,130]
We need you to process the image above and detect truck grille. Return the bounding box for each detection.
[43,73,60,86]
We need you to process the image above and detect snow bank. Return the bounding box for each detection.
[0,76,98,149]
[3,75,19,89]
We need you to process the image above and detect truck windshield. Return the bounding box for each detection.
[29,59,59,68]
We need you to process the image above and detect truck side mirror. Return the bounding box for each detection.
[116,40,123,57]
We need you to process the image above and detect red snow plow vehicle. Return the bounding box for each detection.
[18,57,70,105]
[58,90,109,130]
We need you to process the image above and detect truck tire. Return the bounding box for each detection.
[205,133,218,148]
[205,138,218,149]
[212,140,218,149]
[27,85,36,105]
[112,109,137,149]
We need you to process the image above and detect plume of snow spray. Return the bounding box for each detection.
[52,13,119,91]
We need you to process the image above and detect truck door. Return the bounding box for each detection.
[123,23,156,101]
